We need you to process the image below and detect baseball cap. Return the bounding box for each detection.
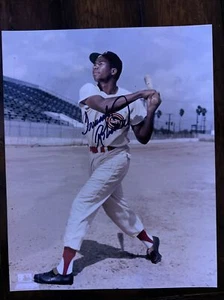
[89,51,123,78]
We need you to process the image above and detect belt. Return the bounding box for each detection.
[89,146,116,153]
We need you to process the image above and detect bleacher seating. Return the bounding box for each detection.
[3,77,82,126]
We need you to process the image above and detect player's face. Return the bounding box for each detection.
[92,56,113,82]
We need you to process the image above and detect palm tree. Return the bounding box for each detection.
[196,105,202,133]
[201,107,207,133]
[179,108,184,132]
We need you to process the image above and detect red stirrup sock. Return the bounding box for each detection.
[137,229,154,249]
[56,247,77,275]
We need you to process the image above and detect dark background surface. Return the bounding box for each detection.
[0,0,223,299]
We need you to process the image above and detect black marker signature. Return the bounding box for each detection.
[82,95,130,146]
[81,111,109,135]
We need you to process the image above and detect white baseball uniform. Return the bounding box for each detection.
[64,83,147,250]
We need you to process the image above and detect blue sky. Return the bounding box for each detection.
[2,25,214,131]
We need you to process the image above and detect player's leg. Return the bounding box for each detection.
[102,184,144,236]
[34,150,130,284]
[63,151,130,250]
[103,185,162,264]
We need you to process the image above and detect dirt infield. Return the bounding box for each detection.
[4,140,217,291]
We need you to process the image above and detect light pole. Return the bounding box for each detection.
[165,113,173,134]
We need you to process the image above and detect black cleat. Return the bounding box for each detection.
[33,269,73,285]
[146,236,162,264]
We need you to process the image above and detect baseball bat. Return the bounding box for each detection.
[142,74,153,108]
[144,74,160,105]
[144,74,153,89]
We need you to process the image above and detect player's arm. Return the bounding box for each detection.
[80,90,156,114]
[132,92,161,144]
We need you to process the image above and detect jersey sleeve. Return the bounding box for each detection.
[78,83,100,108]
[130,99,147,126]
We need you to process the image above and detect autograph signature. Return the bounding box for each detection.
[82,95,130,146]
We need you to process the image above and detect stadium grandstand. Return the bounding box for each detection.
[3,76,86,145]
[3,76,82,125]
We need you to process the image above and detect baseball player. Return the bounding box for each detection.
[34,51,162,285]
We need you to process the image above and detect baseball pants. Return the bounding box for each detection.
[63,147,144,250]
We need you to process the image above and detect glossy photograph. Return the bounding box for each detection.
[1,25,216,291]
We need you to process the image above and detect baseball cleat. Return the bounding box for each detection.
[33,269,73,285]
[146,236,162,264]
